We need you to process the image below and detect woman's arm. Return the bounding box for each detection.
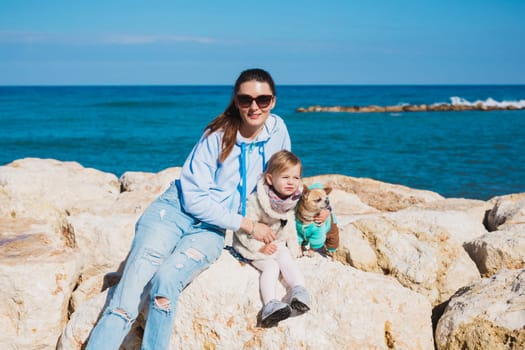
[179,133,244,230]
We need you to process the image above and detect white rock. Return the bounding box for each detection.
[59,254,434,350]
[119,167,181,194]
[0,230,81,349]
[0,158,120,215]
[68,212,138,280]
[486,193,525,231]
[389,206,488,244]
[348,211,481,305]
[58,290,108,350]
[339,223,379,272]
[304,174,444,212]
[1,162,86,348]
[2,159,521,349]
[435,268,525,350]
[464,228,525,277]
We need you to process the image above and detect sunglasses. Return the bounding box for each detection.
[236,94,274,109]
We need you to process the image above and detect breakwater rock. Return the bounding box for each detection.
[297,103,525,113]
[1,158,524,349]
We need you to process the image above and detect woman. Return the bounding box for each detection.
[86,68,291,349]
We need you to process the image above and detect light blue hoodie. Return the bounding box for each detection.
[178,113,291,231]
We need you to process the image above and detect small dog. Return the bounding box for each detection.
[295,183,339,257]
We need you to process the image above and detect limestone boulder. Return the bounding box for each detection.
[435,268,525,350]
[0,190,75,248]
[464,193,525,277]
[110,168,181,215]
[464,228,525,277]
[0,158,120,215]
[486,193,525,231]
[347,209,481,305]
[304,174,444,212]
[338,222,380,272]
[59,254,434,350]
[388,206,488,244]
[1,162,85,348]
[119,167,181,194]
[70,273,107,312]
[68,168,181,283]
[58,289,110,350]
[3,158,522,350]
[67,212,137,281]
[414,197,490,231]
[0,217,81,349]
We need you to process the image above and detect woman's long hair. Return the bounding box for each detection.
[205,68,276,163]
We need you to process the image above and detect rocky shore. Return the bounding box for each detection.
[296,103,525,113]
[1,158,524,349]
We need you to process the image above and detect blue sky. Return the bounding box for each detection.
[1,0,524,85]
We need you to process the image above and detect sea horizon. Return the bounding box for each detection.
[1,84,524,200]
[2,83,525,87]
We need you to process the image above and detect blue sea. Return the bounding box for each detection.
[1,85,524,200]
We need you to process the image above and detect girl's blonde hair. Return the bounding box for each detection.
[264,150,302,177]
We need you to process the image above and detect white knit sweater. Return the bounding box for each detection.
[232,178,301,260]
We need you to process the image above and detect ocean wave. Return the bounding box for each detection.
[449,96,525,109]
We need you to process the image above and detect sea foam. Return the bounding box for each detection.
[450,96,525,108]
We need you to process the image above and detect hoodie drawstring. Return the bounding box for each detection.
[258,142,266,172]
[240,141,267,216]
[240,143,247,216]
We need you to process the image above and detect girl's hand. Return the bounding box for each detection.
[314,208,330,225]
[259,243,277,255]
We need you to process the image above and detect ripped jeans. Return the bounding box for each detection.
[86,181,225,350]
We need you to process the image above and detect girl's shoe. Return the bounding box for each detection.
[290,285,310,313]
[261,300,292,327]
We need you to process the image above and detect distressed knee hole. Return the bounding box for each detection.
[155,296,171,310]
[110,308,132,322]
[143,248,164,266]
[184,247,204,261]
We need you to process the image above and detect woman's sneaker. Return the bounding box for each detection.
[261,299,292,328]
[290,285,310,313]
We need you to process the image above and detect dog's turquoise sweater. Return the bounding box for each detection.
[295,214,338,251]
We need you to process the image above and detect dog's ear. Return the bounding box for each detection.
[324,186,333,195]
[302,184,309,197]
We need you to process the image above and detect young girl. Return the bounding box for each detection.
[233,150,310,328]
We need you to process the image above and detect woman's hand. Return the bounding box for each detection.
[241,218,275,244]
[252,222,276,243]
[314,208,330,225]
[259,243,277,255]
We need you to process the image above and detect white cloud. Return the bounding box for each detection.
[0,30,64,44]
[0,30,217,45]
[104,34,216,45]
